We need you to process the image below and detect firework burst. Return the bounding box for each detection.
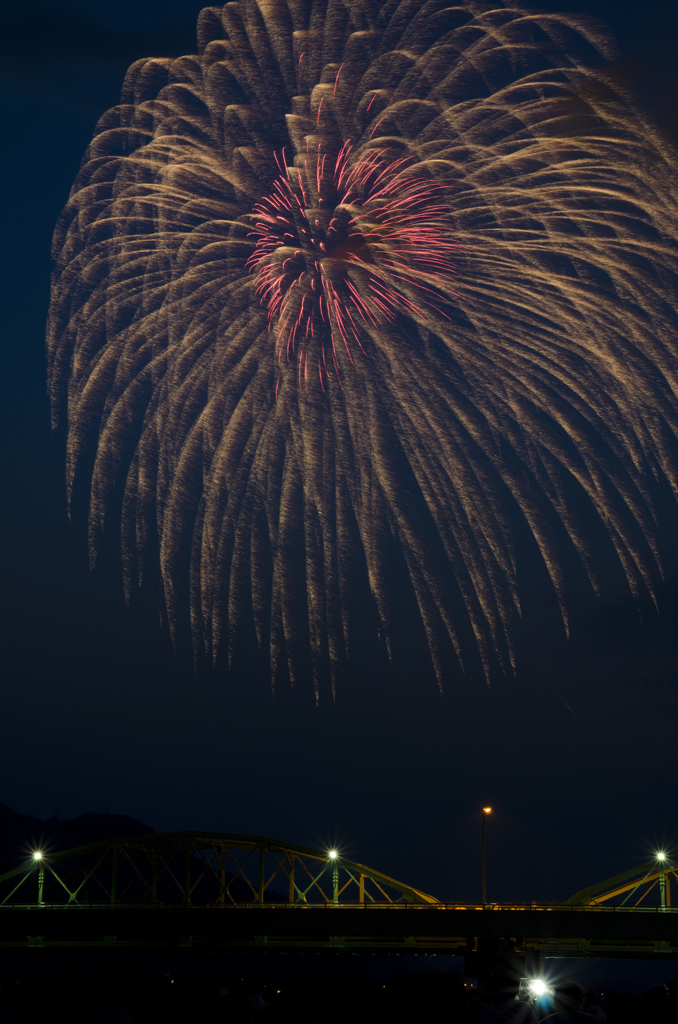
[47,1,678,698]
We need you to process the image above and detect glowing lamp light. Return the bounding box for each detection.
[32,852,43,861]
[657,852,666,860]
[529,980,548,997]
[328,850,338,860]
[483,807,492,814]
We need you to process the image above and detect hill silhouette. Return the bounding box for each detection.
[0,803,153,876]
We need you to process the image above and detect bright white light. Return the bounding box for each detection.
[529,980,548,997]
[32,852,43,861]
[328,850,338,859]
[657,852,666,861]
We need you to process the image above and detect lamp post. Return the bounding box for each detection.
[329,850,339,906]
[482,808,491,906]
[33,852,44,905]
[658,852,666,910]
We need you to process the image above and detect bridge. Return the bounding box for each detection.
[1,832,677,957]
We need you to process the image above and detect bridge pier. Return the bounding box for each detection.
[465,937,526,993]
[524,948,543,978]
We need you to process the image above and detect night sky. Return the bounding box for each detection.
[2,0,678,908]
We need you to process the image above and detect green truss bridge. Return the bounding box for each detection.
[1,832,677,957]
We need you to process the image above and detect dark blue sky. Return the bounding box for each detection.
[1,0,678,907]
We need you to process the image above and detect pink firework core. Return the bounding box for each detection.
[247,144,459,390]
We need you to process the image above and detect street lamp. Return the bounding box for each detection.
[482,808,492,906]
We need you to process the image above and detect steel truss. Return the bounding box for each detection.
[0,832,437,910]
[565,859,678,909]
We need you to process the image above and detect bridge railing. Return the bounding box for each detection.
[2,901,678,913]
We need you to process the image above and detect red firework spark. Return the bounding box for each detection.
[246,144,459,390]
